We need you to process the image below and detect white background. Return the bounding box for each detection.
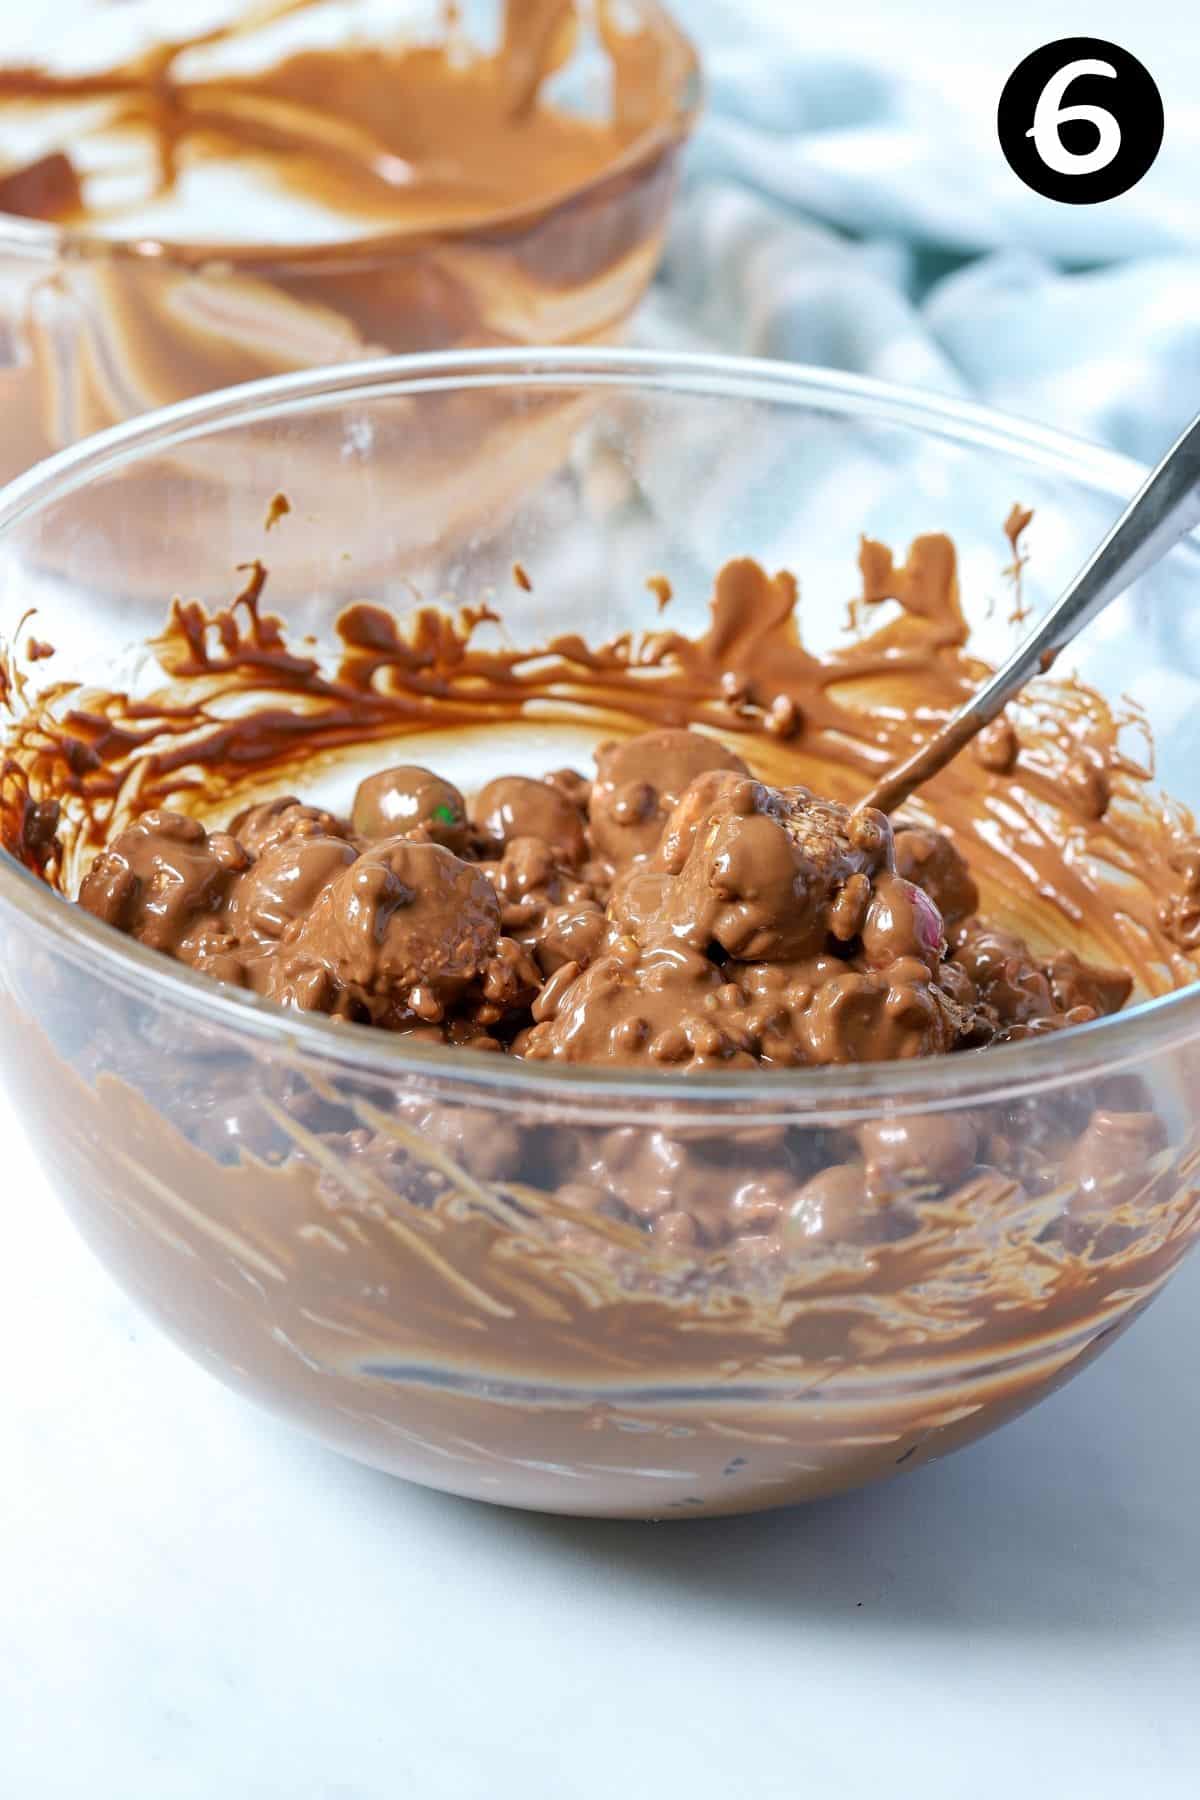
[4,3,1200,1797]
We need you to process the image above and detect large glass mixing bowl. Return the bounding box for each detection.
[2,350,1199,1518]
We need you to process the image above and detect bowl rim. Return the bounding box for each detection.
[0,0,701,269]
[3,344,1199,1117]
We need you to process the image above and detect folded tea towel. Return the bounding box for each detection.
[642,2,1200,465]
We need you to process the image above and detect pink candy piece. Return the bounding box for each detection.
[905,879,945,956]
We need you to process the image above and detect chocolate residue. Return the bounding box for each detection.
[264,492,291,533]
[5,528,1197,1002]
[0,0,686,241]
[0,148,81,220]
[1004,502,1034,627]
[5,521,1200,1518]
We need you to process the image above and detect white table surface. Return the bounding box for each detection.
[5,1,1200,1795]
[5,1077,1200,1800]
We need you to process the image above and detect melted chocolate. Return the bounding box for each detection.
[4,522,1200,1516]
[7,529,1196,993]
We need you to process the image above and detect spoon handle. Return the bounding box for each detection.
[863,409,1200,816]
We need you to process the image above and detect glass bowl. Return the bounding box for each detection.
[2,349,1200,1520]
[0,0,699,484]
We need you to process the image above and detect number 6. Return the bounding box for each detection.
[1026,58,1121,176]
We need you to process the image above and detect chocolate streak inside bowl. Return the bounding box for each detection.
[3,520,1200,1516]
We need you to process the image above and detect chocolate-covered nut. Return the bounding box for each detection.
[518,943,754,1070]
[650,778,891,963]
[802,963,959,1063]
[584,1126,691,1221]
[893,826,979,925]
[783,1165,868,1248]
[79,811,237,955]
[393,1095,526,1183]
[352,766,468,852]
[230,797,352,856]
[860,873,945,971]
[534,901,606,975]
[473,774,586,864]
[859,1114,978,1193]
[654,1210,699,1251]
[729,1177,789,1234]
[545,768,592,810]
[224,835,357,940]
[1045,950,1132,1019]
[1064,1109,1167,1205]
[950,921,1057,1033]
[285,837,501,1010]
[590,729,748,865]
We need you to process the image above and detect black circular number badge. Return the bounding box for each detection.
[997,38,1164,204]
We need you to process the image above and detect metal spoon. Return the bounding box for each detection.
[860,408,1200,817]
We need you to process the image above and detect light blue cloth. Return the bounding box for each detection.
[642,13,1200,465]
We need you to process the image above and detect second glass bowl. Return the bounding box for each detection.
[0,0,699,484]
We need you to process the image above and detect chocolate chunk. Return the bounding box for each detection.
[353,765,468,853]
[590,730,749,866]
[473,774,587,865]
